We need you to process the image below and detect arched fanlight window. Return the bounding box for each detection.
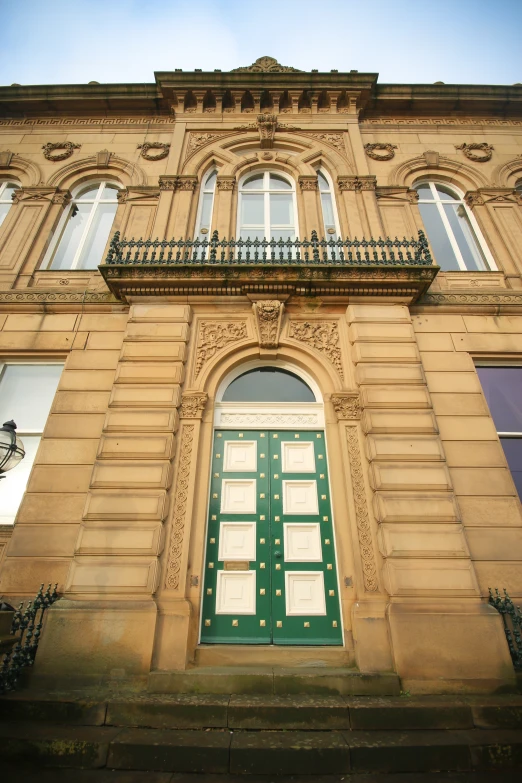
[317,170,340,239]
[45,181,120,270]
[0,181,20,229]
[414,181,495,272]
[222,367,316,403]
[238,171,298,241]
[195,169,217,240]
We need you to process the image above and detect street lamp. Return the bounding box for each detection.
[0,421,25,480]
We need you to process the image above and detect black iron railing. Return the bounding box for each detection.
[0,583,59,694]
[104,229,433,267]
[489,588,522,670]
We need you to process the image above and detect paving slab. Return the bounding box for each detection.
[230,729,350,775]
[107,727,231,773]
[106,694,229,729]
[0,722,122,768]
[228,694,350,729]
[346,697,473,730]
[273,668,401,696]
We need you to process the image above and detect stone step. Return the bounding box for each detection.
[194,644,354,668]
[148,666,401,696]
[1,722,522,775]
[2,692,522,732]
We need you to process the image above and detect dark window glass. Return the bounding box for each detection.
[500,439,522,499]
[222,367,316,403]
[476,367,522,432]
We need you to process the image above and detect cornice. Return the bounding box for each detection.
[414,289,522,314]
[0,289,119,306]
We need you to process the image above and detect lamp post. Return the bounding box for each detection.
[0,420,25,480]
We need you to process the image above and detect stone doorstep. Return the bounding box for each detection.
[1,693,522,731]
[1,723,522,774]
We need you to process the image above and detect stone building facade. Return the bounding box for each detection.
[0,57,521,693]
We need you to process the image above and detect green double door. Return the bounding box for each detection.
[201,429,343,645]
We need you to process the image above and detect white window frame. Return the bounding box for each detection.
[194,168,217,240]
[415,180,496,272]
[42,180,120,271]
[317,168,341,240]
[0,180,20,229]
[237,171,299,240]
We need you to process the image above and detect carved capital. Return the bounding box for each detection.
[176,176,198,192]
[364,143,397,161]
[52,189,72,205]
[180,392,208,419]
[456,143,493,162]
[298,176,318,192]
[159,176,177,191]
[337,175,377,192]
[465,190,485,208]
[216,176,236,192]
[253,300,284,348]
[331,392,362,420]
[116,189,128,204]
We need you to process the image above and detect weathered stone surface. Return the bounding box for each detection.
[107,727,230,772]
[228,694,350,729]
[0,722,120,768]
[106,694,229,729]
[230,730,350,775]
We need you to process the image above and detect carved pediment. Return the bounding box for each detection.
[231,56,303,73]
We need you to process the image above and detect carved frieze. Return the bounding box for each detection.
[455,143,493,162]
[180,392,208,419]
[159,176,177,191]
[346,427,379,593]
[195,321,248,378]
[138,142,170,161]
[253,300,284,348]
[42,142,81,161]
[307,132,346,155]
[288,320,344,380]
[331,393,362,420]
[165,423,194,590]
[364,143,397,161]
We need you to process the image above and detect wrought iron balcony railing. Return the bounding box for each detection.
[104,229,433,267]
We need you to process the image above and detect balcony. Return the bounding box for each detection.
[100,230,439,302]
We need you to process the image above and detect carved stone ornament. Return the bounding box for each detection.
[138,142,170,161]
[423,150,440,167]
[216,177,236,191]
[307,132,346,155]
[159,176,177,191]
[165,423,194,590]
[337,176,377,192]
[298,176,318,191]
[0,150,13,167]
[288,320,344,380]
[346,427,379,593]
[185,132,232,160]
[364,143,397,161]
[176,176,198,191]
[96,149,111,168]
[235,114,300,148]
[231,56,303,73]
[331,393,362,420]
[195,321,248,378]
[180,392,208,419]
[464,191,486,208]
[253,300,284,348]
[42,142,81,162]
[455,143,493,162]
[12,187,70,204]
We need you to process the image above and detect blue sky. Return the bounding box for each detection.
[1,0,521,86]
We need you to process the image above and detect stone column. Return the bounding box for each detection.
[34,302,192,682]
[347,302,516,692]
[298,176,320,237]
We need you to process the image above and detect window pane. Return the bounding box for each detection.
[443,204,486,271]
[500,439,522,500]
[0,365,62,431]
[77,202,118,269]
[100,183,119,200]
[435,184,459,201]
[321,193,335,229]
[241,194,264,225]
[222,368,316,402]
[77,186,100,201]
[476,367,522,433]
[239,229,265,243]
[0,184,18,203]
[242,174,264,190]
[269,174,292,190]
[418,202,460,271]
[269,229,295,243]
[318,172,330,192]
[270,193,293,226]
[204,171,217,190]
[200,192,213,229]
[50,203,91,269]
[0,435,40,524]
[416,183,434,200]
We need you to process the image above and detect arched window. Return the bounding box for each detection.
[195,169,217,240]
[317,170,340,239]
[414,181,494,272]
[222,367,316,403]
[0,181,20,229]
[45,181,120,270]
[238,172,298,241]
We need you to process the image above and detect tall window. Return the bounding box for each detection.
[195,169,217,240]
[476,366,522,500]
[0,181,19,229]
[0,364,63,524]
[414,181,494,272]
[46,181,120,270]
[238,172,297,241]
[317,170,339,239]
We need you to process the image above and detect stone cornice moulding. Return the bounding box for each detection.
[11,186,71,205]
[465,188,519,208]
[362,117,522,128]
[0,289,119,305]
[414,290,522,313]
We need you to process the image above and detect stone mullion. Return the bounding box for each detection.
[297,177,320,237]
[167,178,198,238]
[214,178,236,238]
